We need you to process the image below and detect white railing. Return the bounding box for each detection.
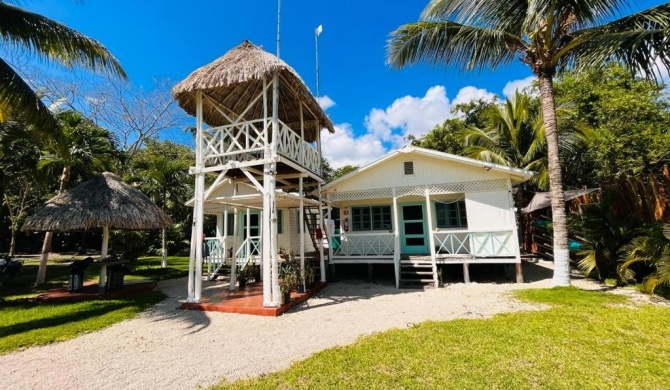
[204,237,227,277]
[202,119,267,165]
[234,236,261,271]
[277,121,321,175]
[333,232,395,258]
[433,229,516,257]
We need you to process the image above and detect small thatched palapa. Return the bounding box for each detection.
[172,40,333,143]
[22,172,172,232]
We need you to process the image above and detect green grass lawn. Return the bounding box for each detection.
[213,287,670,390]
[0,291,165,355]
[0,255,186,354]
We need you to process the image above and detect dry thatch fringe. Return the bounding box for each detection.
[172,40,333,143]
[22,172,173,232]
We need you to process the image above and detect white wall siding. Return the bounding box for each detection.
[465,191,517,255]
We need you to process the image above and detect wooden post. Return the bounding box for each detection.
[424,188,438,288]
[299,176,305,280]
[392,188,400,289]
[507,179,524,283]
[230,205,238,291]
[463,262,470,283]
[99,226,109,290]
[318,183,325,282]
[193,91,205,303]
[270,72,280,305]
[327,191,333,269]
[299,102,304,166]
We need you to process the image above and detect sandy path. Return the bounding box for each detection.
[1,261,601,390]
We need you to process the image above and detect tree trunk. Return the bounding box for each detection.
[35,166,70,285]
[9,227,16,257]
[537,74,570,286]
[161,227,167,268]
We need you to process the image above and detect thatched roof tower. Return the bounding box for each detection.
[22,172,172,232]
[172,40,333,143]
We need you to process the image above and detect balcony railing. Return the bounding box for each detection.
[333,232,395,258]
[433,229,516,257]
[201,119,321,175]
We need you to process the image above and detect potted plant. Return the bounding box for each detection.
[304,263,315,289]
[279,272,295,304]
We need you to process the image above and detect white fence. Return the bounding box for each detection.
[333,232,395,259]
[433,229,516,257]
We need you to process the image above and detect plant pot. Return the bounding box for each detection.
[297,285,305,294]
[254,266,261,282]
[238,277,247,289]
[282,291,291,305]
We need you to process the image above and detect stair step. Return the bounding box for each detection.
[400,278,434,282]
[400,271,434,275]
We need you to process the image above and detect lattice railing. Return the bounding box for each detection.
[277,121,321,175]
[202,119,267,165]
[433,230,515,257]
[329,179,509,202]
[333,232,395,257]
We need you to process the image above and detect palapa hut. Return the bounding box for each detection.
[23,172,172,287]
[173,40,334,307]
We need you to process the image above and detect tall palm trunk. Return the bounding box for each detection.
[35,166,70,285]
[537,73,570,286]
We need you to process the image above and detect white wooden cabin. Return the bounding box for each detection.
[173,40,334,307]
[321,146,534,288]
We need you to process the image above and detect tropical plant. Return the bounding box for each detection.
[387,0,670,286]
[0,1,125,135]
[34,111,121,285]
[620,223,670,294]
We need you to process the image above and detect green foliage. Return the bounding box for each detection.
[331,165,358,181]
[0,291,164,355]
[109,230,150,262]
[212,288,670,390]
[620,224,670,294]
[554,64,670,186]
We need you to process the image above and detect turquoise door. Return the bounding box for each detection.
[401,204,428,254]
[241,212,261,255]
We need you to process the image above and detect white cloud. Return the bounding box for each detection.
[452,86,497,106]
[502,76,535,98]
[321,124,387,168]
[317,95,335,110]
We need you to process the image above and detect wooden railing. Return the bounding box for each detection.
[333,232,395,258]
[200,119,321,175]
[433,229,516,257]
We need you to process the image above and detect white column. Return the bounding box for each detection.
[230,207,238,290]
[507,179,524,283]
[392,188,400,289]
[216,213,224,238]
[187,214,196,300]
[326,191,333,273]
[193,91,205,303]
[299,102,304,166]
[424,188,438,288]
[99,226,109,289]
[318,183,325,282]
[299,176,305,278]
[270,72,280,305]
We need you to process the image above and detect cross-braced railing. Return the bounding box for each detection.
[204,237,227,278]
[234,236,261,271]
[333,232,395,258]
[276,121,321,175]
[433,230,515,257]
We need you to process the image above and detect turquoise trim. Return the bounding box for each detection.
[400,203,428,254]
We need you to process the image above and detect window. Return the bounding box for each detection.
[226,213,235,236]
[404,161,414,175]
[277,210,283,234]
[435,200,468,228]
[352,206,391,231]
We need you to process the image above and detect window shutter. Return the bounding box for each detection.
[404,161,414,175]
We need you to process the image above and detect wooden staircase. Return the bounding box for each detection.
[399,260,436,288]
[303,206,322,252]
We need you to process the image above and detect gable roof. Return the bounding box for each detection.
[322,145,534,190]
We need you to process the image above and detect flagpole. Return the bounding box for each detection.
[315,25,322,98]
[276,0,282,59]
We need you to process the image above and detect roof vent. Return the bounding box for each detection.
[404,161,414,175]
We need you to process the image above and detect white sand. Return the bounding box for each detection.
[0,261,646,390]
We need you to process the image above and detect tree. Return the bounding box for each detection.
[388,0,670,286]
[620,223,670,294]
[131,140,191,267]
[0,1,125,135]
[35,111,121,285]
[409,118,466,156]
[332,165,359,181]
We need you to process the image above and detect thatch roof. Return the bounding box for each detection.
[22,172,172,232]
[172,40,334,143]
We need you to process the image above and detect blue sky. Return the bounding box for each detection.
[26,0,666,167]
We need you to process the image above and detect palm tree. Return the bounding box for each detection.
[387,0,670,286]
[133,153,189,268]
[620,223,670,294]
[0,1,126,135]
[35,111,121,285]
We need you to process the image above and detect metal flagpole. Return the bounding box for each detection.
[315,25,323,98]
[276,0,282,59]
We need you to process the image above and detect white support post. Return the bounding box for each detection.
[99,226,109,290]
[187,213,196,300]
[326,191,333,274]
[270,72,280,305]
[299,176,305,280]
[507,179,523,283]
[230,205,238,291]
[192,91,206,303]
[392,188,400,289]
[318,183,325,282]
[316,128,322,176]
[299,102,304,166]
[424,188,439,288]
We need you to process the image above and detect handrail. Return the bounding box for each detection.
[433,230,515,256]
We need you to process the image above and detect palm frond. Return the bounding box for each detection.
[421,0,529,32]
[0,2,126,78]
[562,3,670,80]
[387,21,523,70]
[525,0,632,32]
[0,58,60,136]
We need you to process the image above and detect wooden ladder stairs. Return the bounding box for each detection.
[399,260,436,288]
